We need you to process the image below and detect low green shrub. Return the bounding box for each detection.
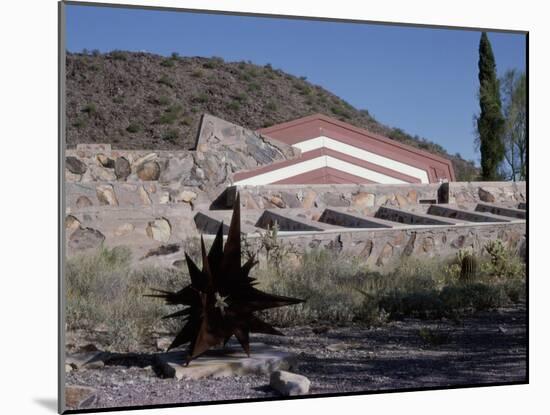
[157,75,174,88]
[162,128,179,143]
[156,104,182,125]
[126,122,141,133]
[81,103,97,115]
[111,50,127,61]
[160,58,175,67]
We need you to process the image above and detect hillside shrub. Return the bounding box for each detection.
[191,69,204,78]
[157,75,174,88]
[160,58,175,67]
[162,128,179,143]
[156,104,182,125]
[81,103,97,115]
[111,50,127,61]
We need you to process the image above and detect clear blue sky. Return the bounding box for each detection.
[65,4,526,164]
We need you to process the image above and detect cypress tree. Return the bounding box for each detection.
[477,32,505,180]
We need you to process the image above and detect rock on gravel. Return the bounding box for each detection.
[66,385,98,409]
[270,370,311,396]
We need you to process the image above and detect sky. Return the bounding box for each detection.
[65,4,526,164]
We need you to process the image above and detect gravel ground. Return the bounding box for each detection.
[66,304,527,410]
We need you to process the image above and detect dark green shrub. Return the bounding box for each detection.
[126,123,141,133]
[439,283,508,311]
[72,118,87,128]
[379,290,443,319]
[247,82,261,92]
[162,128,179,143]
[111,50,127,61]
[233,93,247,103]
[331,105,351,119]
[265,101,277,111]
[160,58,175,67]
[81,103,97,114]
[192,93,209,104]
[226,101,240,111]
[151,95,170,106]
[156,104,182,125]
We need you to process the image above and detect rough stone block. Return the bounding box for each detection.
[154,343,297,380]
[270,370,311,396]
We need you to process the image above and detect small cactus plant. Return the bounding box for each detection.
[459,254,478,283]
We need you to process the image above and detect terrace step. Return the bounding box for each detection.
[427,205,511,223]
[255,210,327,232]
[319,208,395,229]
[475,203,526,219]
[375,206,461,226]
[194,210,262,235]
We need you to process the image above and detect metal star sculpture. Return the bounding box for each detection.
[147,193,304,364]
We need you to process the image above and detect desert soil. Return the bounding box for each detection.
[65,304,527,410]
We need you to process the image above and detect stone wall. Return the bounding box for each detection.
[234,183,442,215]
[446,181,526,205]
[65,114,299,209]
[238,222,526,269]
[233,181,526,214]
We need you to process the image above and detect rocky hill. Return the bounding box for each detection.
[66,51,478,180]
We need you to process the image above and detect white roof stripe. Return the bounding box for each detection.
[233,155,409,186]
[292,136,429,183]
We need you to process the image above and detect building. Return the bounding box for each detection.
[233,114,455,185]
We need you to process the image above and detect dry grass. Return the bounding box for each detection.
[254,243,526,326]
[65,240,526,350]
[66,246,186,351]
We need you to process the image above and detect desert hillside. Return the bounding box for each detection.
[66,51,478,180]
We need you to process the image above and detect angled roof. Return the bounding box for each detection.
[233,113,455,185]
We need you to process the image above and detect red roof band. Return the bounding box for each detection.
[233,114,455,186]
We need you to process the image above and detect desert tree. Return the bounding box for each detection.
[500,69,527,181]
[476,32,505,180]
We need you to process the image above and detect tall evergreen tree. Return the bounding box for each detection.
[477,32,505,180]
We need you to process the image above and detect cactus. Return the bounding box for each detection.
[459,254,478,283]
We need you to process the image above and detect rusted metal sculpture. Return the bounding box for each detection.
[147,193,304,363]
